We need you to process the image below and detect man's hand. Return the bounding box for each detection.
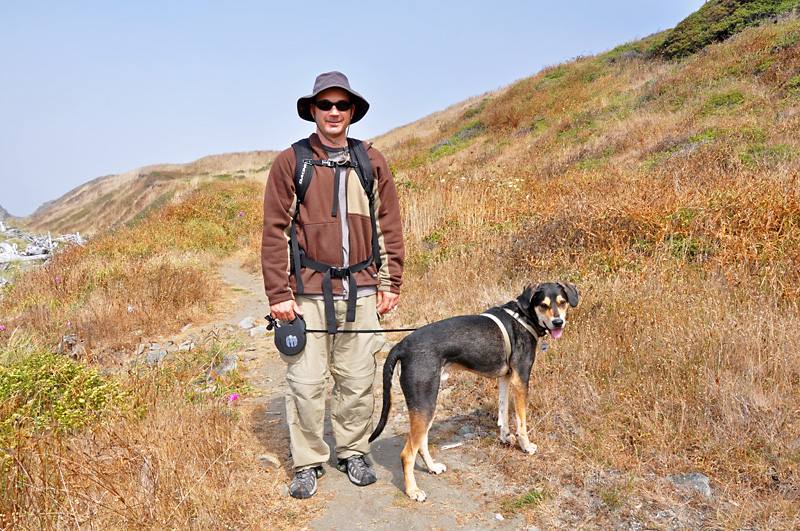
[270,299,303,322]
[376,291,399,315]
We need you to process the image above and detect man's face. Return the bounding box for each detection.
[311,87,353,145]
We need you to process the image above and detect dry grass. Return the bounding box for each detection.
[1,342,320,531]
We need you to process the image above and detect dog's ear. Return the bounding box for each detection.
[516,283,540,312]
[558,282,579,307]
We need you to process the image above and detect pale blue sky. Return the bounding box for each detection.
[0,1,705,217]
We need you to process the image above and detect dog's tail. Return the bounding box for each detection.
[369,344,401,442]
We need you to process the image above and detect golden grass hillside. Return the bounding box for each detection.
[1,4,800,529]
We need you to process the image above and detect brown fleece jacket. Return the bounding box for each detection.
[261,134,404,307]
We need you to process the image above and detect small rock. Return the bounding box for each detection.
[211,354,239,376]
[250,325,268,337]
[238,317,257,329]
[666,472,712,499]
[259,453,281,469]
[145,350,168,365]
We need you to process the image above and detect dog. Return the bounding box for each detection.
[369,282,578,502]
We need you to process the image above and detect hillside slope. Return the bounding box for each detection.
[377,5,800,302]
[24,151,277,235]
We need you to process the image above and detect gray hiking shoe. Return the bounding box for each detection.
[289,466,325,499]
[337,455,377,487]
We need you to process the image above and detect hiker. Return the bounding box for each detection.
[261,71,404,499]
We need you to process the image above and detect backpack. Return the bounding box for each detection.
[289,137,382,333]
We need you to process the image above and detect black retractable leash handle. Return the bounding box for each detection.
[266,314,307,356]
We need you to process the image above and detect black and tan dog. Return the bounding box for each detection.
[369,282,578,501]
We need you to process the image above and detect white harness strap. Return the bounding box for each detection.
[481,312,512,364]
[503,308,540,338]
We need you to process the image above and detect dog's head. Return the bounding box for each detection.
[517,282,579,339]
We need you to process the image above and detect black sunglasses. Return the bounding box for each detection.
[314,99,352,112]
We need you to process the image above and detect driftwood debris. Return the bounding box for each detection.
[0,220,86,267]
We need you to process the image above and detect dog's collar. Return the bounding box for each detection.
[505,306,547,338]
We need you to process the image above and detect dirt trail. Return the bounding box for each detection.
[217,259,532,531]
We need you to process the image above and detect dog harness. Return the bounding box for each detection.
[503,308,541,337]
[481,308,544,367]
[480,312,513,365]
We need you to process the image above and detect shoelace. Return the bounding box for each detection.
[296,468,315,486]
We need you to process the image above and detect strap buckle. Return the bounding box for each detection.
[328,266,350,279]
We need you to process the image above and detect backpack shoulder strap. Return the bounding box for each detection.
[347,138,382,272]
[291,138,315,205]
[289,138,317,295]
[347,138,374,200]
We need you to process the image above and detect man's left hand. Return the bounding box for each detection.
[377,291,399,314]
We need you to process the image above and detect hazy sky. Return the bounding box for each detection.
[0,1,705,217]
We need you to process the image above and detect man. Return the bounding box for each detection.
[261,71,404,499]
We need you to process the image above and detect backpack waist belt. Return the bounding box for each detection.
[299,252,374,334]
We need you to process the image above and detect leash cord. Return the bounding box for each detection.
[265,314,417,334]
[304,327,417,333]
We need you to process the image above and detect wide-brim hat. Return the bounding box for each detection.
[297,71,369,124]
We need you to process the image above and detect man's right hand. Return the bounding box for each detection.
[270,299,304,322]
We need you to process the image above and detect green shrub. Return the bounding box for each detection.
[654,0,800,59]
[0,347,123,445]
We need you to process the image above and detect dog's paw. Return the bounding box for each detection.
[428,462,447,475]
[408,488,427,502]
[520,441,538,455]
[499,432,516,446]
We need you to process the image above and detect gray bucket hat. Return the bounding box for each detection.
[297,71,370,124]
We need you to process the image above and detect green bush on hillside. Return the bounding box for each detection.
[654,0,800,59]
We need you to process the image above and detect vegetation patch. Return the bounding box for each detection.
[501,487,552,514]
[654,0,800,59]
[740,142,794,166]
[464,98,491,119]
[786,74,800,95]
[430,120,486,161]
[703,90,746,114]
[0,343,123,446]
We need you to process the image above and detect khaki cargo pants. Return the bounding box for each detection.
[281,294,386,471]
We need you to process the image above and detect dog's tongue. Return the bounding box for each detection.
[549,328,563,339]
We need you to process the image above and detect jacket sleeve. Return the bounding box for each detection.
[261,148,297,306]
[369,145,404,294]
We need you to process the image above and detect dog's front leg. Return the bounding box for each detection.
[511,375,537,455]
[497,375,515,446]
